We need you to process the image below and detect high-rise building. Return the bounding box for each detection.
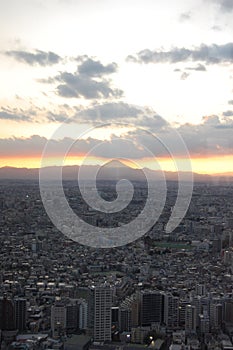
[66,302,79,333]
[88,285,112,342]
[119,307,131,332]
[119,293,139,332]
[199,311,210,334]
[131,297,140,328]
[79,299,88,330]
[210,302,222,330]
[14,298,27,332]
[185,304,196,333]
[0,295,15,331]
[224,300,233,325]
[140,291,164,326]
[178,300,189,328]
[164,294,179,329]
[51,298,66,338]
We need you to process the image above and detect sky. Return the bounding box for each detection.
[1,0,233,174]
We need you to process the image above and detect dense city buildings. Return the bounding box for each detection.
[1,180,233,349]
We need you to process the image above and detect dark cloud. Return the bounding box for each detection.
[39,56,123,100]
[2,114,233,159]
[56,71,123,99]
[5,49,61,66]
[204,0,233,12]
[222,110,233,116]
[78,58,117,77]
[212,0,233,12]
[0,110,31,122]
[75,102,167,129]
[76,102,143,121]
[186,64,207,71]
[0,135,47,157]
[127,43,233,65]
[0,105,73,124]
[0,134,153,160]
[123,114,233,158]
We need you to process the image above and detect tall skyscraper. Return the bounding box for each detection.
[164,294,179,329]
[66,301,79,333]
[119,293,139,332]
[119,307,131,332]
[199,311,210,334]
[51,298,67,338]
[14,298,27,332]
[185,304,196,333]
[0,295,15,331]
[88,284,112,342]
[210,302,222,330]
[79,299,88,330]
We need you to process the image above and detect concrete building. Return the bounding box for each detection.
[185,305,196,333]
[164,294,179,329]
[141,291,164,326]
[51,298,67,338]
[0,295,15,331]
[66,302,79,333]
[14,298,27,332]
[79,299,88,330]
[88,285,113,342]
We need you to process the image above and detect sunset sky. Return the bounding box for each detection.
[1,0,233,174]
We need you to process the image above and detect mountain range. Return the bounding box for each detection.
[0,161,233,183]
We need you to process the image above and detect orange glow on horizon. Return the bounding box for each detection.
[1,154,233,175]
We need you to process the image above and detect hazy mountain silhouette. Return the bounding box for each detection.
[0,163,231,183]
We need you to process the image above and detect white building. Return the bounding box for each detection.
[93,285,112,342]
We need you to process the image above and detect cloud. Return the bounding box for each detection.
[2,113,233,160]
[210,0,233,12]
[179,12,192,22]
[0,104,74,124]
[5,49,61,66]
[180,72,190,80]
[228,100,233,105]
[0,134,154,159]
[77,102,142,121]
[222,110,233,116]
[127,43,233,65]
[56,71,123,99]
[0,135,47,157]
[2,100,233,160]
[204,0,233,13]
[220,0,233,11]
[0,102,154,125]
[77,58,117,77]
[39,56,123,100]
[0,110,31,122]
[186,64,207,71]
[211,25,222,31]
[75,102,167,129]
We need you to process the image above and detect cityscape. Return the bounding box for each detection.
[1,0,233,349]
[1,179,233,350]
